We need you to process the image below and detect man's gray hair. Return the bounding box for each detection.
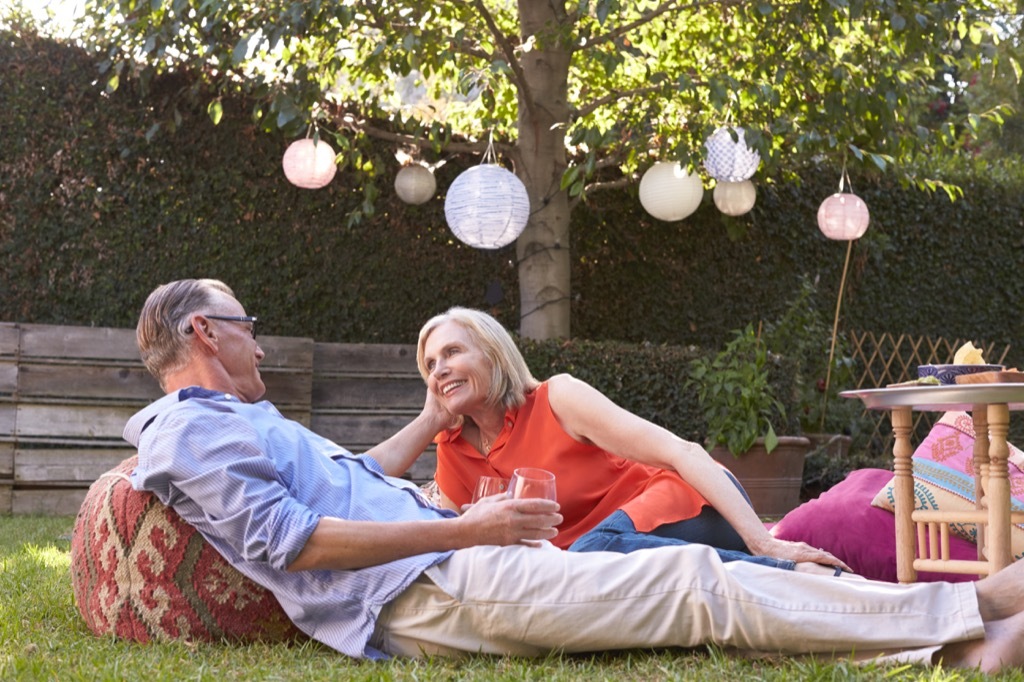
[136,279,234,387]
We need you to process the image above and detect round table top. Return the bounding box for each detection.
[840,384,1024,411]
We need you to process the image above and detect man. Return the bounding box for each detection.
[127,278,1024,670]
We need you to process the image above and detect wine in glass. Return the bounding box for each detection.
[471,476,509,503]
[508,467,556,501]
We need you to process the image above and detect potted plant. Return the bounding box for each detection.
[686,323,811,516]
[762,276,867,495]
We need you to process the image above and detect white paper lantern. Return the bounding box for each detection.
[817,192,870,240]
[282,138,337,189]
[444,165,530,249]
[704,127,761,182]
[394,164,436,205]
[638,162,704,221]
[713,180,756,216]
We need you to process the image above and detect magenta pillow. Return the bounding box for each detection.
[771,468,977,582]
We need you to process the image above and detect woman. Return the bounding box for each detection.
[416,307,847,573]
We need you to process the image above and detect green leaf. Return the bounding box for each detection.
[207,100,223,126]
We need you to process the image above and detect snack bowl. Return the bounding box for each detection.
[917,364,1005,385]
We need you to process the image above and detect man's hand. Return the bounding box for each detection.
[457,495,562,546]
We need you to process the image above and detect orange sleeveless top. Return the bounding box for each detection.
[434,381,709,549]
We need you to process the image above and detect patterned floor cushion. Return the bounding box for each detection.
[71,455,303,643]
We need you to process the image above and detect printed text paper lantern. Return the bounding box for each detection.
[817,192,870,240]
[638,162,704,221]
[394,164,436,204]
[704,127,761,182]
[444,165,530,249]
[713,180,756,216]
[282,138,337,189]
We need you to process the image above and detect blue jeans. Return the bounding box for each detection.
[567,475,796,570]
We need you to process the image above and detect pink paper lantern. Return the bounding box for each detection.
[817,192,869,240]
[282,138,337,189]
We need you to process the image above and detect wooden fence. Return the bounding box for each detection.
[0,322,428,515]
[1,321,1013,515]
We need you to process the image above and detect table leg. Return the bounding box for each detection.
[972,404,989,563]
[986,403,1013,573]
[891,406,917,583]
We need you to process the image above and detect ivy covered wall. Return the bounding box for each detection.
[3,31,1023,367]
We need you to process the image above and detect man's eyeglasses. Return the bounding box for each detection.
[189,315,259,339]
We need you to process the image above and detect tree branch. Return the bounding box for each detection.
[584,174,639,194]
[574,83,680,120]
[581,0,748,50]
[334,111,509,157]
[470,0,538,120]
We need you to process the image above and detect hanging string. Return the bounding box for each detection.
[822,160,855,430]
[482,131,497,165]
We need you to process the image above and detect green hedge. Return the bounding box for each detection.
[3,29,1023,371]
[519,337,801,446]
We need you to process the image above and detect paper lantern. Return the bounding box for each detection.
[444,165,530,249]
[394,164,436,205]
[638,162,704,221]
[713,180,756,216]
[817,192,870,240]
[704,127,761,182]
[282,138,337,189]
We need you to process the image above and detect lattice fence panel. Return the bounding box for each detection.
[847,331,1012,451]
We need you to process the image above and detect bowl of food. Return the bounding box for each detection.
[917,364,1005,385]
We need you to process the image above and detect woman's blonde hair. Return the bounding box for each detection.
[416,307,540,410]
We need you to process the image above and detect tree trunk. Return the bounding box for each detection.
[514,0,572,340]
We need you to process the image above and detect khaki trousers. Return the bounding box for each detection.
[372,541,981,662]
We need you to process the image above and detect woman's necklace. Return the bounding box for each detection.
[480,433,492,454]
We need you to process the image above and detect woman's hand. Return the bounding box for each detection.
[422,388,460,432]
[747,535,851,572]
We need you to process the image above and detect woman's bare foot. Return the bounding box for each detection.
[935,611,1024,673]
[974,560,1024,621]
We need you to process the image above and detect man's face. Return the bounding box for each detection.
[203,292,266,403]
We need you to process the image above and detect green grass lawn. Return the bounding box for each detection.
[1,515,1021,681]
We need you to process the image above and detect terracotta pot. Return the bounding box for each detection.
[709,436,811,517]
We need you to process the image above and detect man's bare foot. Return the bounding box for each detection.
[974,560,1024,621]
[935,611,1024,673]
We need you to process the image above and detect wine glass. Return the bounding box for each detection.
[508,467,557,502]
[471,476,509,503]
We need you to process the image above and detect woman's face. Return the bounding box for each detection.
[421,320,493,415]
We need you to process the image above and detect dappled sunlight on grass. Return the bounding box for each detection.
[0,516,1023,680]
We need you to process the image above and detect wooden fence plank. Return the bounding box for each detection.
[0,484,11,514]
[310,412,421,450]
[314,342,419,376]
[0,442,12,478]
[313,376,425,410]
[14,404,137,441]
[0,360,15,395]
[12,488,87,516]
[15,448,132,484]
[16,362,161,402]
[0,405,13,438]
[19,324,139,361]
[0,323,19,357]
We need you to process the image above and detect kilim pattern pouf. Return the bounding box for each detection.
[71,455,303,643]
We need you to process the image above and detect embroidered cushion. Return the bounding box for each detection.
[870,411,1024,560]
[70,456,302,643]
[772,468,976,582]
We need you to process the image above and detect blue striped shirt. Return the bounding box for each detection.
[125,387,455,659]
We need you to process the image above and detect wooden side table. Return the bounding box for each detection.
[841,384,1024,583]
